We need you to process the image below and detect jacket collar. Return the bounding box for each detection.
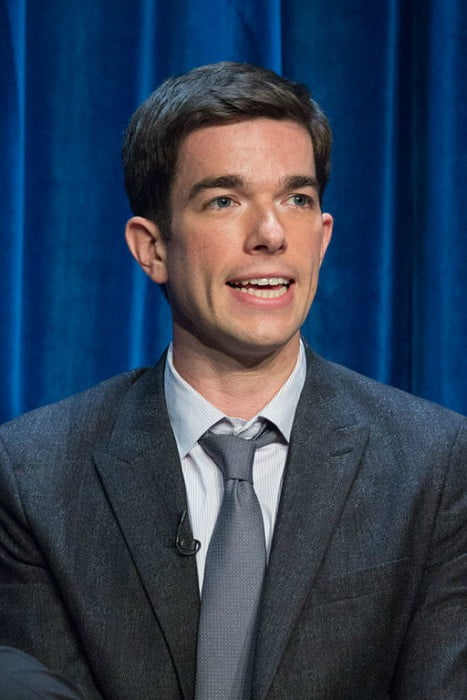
[92,353,199,699]
[253,346,369,698]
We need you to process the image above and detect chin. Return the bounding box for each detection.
[218,330,300,361]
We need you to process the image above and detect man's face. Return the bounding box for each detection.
[156,118,332,362]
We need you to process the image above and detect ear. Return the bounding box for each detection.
[125,216,168,284]
[319,212,333,266]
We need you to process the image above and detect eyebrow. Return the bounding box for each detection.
[188,175,243,200]
[282,175,319,191]
[187,173,320,201]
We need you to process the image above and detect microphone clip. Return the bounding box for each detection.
[175,510,201,557]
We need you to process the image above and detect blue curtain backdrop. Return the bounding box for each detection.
[1,0,466,422]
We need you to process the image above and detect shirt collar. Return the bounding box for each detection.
[164,341,307,458]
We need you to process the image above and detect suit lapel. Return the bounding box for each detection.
[90,346,369,698]
[93,354,199,699]
[253,348,369,699]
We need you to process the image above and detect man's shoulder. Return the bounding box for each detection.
[0,360,171,522]
[0,367,152,456]
[305,348,466,437]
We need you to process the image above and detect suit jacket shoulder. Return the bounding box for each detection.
[0,355,199,699]
[302,346,465,451]
[254,347,466,699]
[0,366,150,457]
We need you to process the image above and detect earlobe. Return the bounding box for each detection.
[125,216,168,284]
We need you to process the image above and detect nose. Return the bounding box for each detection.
[245,206,287,254]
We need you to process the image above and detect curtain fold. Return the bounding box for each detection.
[1,0,466,421]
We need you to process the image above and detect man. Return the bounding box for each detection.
[0,62,465,699]
[0,646,83,699]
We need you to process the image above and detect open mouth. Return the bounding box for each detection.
[227,277,292,299]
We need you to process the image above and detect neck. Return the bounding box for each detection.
[171,332,301,420]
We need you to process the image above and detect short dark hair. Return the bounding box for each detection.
[122,61,332,237]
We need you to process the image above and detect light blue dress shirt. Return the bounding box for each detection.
[164,341,307,591]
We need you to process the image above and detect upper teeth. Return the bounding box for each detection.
[233,277,289,286]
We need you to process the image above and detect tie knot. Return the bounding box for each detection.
[199,426,277,482]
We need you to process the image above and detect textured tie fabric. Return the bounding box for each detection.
[195,425,277,700]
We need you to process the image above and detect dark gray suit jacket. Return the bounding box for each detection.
[0,347,466,699]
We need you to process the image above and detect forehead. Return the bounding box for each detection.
[174,118,316,185]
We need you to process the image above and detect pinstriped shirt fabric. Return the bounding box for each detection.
[164,342,307,591]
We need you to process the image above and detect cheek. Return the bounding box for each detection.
[168,244,216,298]
[191,239,224,281]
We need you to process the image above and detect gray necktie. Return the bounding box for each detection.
[195,425,277,700]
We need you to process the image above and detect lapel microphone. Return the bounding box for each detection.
[175,509,201,556]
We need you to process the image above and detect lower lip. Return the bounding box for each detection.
[227,284,294,308]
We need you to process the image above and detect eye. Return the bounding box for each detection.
[209,196,234,209]
[288,193,313,207]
